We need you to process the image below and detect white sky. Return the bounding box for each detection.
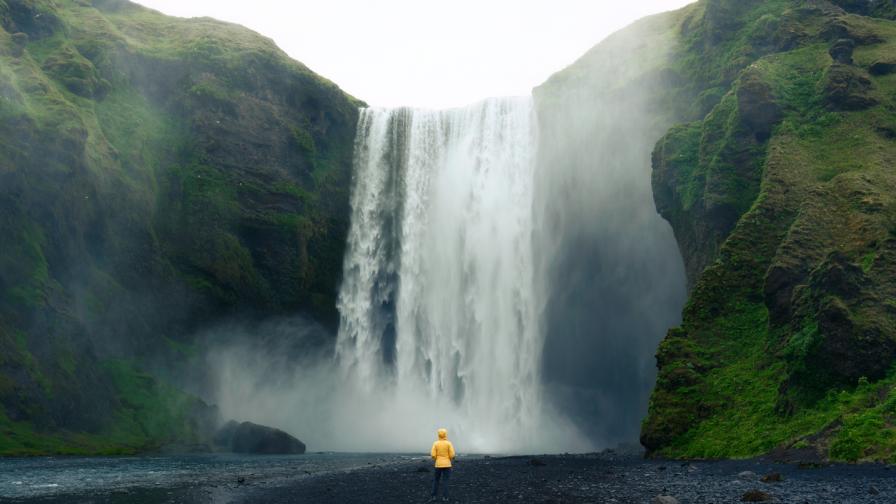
[131,0,695,108]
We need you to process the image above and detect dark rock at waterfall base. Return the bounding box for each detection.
[214,420,306,455]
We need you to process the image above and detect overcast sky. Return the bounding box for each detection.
[132,1,695,108]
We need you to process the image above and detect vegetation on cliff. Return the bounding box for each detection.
[643,0,896,462]
[0,0,359,454]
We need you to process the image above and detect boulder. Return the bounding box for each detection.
[214,420,306,455]
[653,496,679,504]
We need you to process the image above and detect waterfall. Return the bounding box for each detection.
[336,97,581,452]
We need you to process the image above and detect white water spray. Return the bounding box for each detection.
[336,97,585,453]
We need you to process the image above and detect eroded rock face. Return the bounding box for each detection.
[652,70,781,288]
[822,64,878,110]
[645,0,896,462]
[829,38,855,64]
[821,17,885,44]
[737,72,783,141]
[783,252,896,392]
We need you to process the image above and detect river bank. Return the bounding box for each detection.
[3,451,894,503]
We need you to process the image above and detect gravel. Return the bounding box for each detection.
[10,451,896,503]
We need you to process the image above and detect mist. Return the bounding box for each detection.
[204,13,688,455]
[532,13,688,447]
[205,316,586,453]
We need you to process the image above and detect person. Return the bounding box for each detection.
[430,428,455,500]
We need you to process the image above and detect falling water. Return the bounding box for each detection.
[336,97,582,452]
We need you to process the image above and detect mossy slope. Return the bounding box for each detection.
[0,0,360,454]
[642,0,896,462]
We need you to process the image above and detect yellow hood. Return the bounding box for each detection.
[437,428,447,440]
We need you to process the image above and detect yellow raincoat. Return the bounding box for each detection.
[430,428,456,468]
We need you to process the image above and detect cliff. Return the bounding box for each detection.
[641,0,896,462]
[0,0,359,454]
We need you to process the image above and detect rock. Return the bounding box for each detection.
[737,70,782,142]
[214,420,306,455]
[742,489,773,502]
[869,484,880,495]
[829,38,855,64]
[738,471,758,481]
[653,496,679,504]
[784,251,896,389]
[528,458,547,467]
[821,18,884,45]
[761,472,783,483]
[869,60,896,75]
[822,64,878,110]
[764,261,805,325]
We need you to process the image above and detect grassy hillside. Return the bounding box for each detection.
[642,0,896,462]
[0,0,360,454]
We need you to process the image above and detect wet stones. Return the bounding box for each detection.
[738,471,758,481]
[761,472,783,483]
[742,489,773,502]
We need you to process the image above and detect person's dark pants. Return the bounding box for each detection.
[431,467,451,498]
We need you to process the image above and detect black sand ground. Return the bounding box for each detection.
[10,452,896,503]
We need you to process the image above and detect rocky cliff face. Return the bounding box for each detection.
[642,0,896,462]
[0,0,359,454]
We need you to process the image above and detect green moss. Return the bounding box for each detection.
[291,125,316,155]
[861,252,876,272]
[0,220,49,308]
[662,122,703,210]
[645,1,896,462]
[0,360,206,456]
[101,359,202,448]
